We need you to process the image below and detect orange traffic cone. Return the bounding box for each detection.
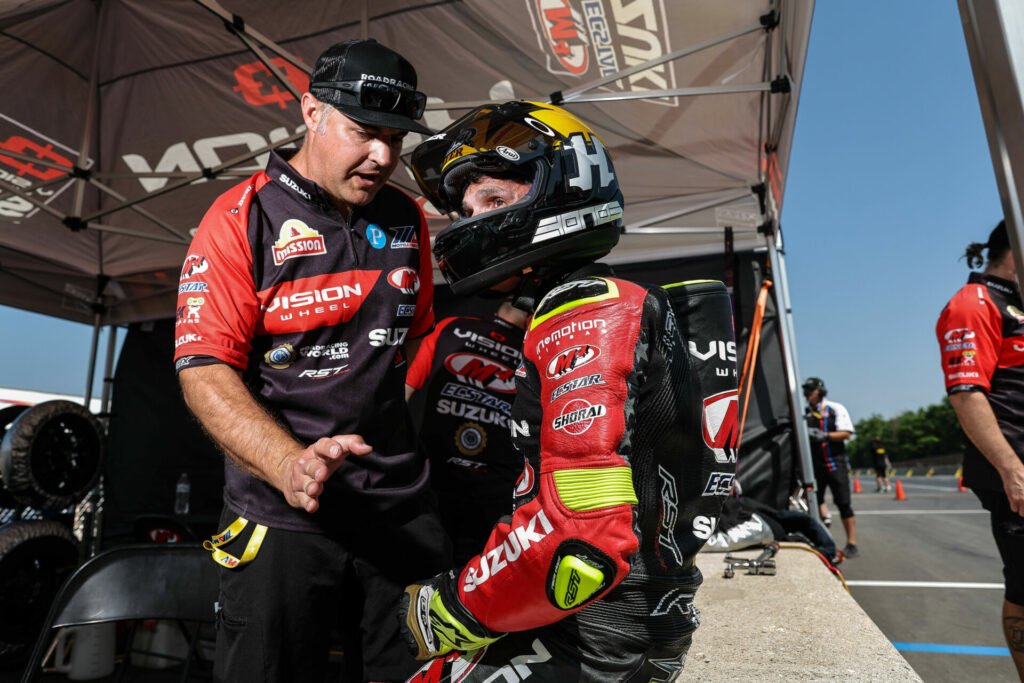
[853,477,862,493]
[894,480,907,501]
[958,477,967,492]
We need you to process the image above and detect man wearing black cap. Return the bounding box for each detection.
[938,220,1024,678]
[174,39,448,681]
[802,377,858,558]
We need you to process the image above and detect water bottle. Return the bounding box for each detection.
[174,472,191,516]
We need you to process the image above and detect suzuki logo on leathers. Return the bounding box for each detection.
[462,510,554,592]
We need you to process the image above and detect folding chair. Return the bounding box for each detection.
[20,543,217,682]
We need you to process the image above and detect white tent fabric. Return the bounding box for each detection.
[0,0,812,325]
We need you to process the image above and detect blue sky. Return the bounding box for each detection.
[0,2,1005,424]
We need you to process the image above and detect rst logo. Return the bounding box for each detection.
[298,366,349,379]
[524,0,679,106]
[545,344,600,379]
[256,270,379,335]
[445,353,516,393]
[0,115,91,220]
[387,267,420,295]
[368,327,409,347]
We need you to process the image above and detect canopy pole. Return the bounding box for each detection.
[958,0,1024,294]
[71,1,102,220]
[100,324,117,419]
[84,311,101,407]
[765,228,820,516]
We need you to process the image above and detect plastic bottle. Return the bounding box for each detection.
[174,472,191,516]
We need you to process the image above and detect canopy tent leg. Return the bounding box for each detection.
[765,230,821,519]
[100,323,117,419]
[84,311,101,408]
[958,0,1024,294]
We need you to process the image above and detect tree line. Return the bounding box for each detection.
[844,397,967,466]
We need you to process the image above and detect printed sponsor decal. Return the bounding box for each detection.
[445,353,516,392]
[550,373,604,402]
[692,515,718,541]
[552,398,606,434]
[273,219,326,265]
[397,304,417,317]
[455,422,487,456]
[463,510,553,592]
[278,172,310,199]
[515,362,528,378]
[174,333,202,349]
[657,465,683,566]
[390,225,420,249]
[511,419,531,439]
[388,267,421,295]
[452,328,522,362]
[299,342,349,360]
[298,365,349,379]
[496,145,520,161]
[702,472,735,497]
[0,114,91,220]
[688,340,737,363]
[943,327,975,343]
[436,400,509,427]
[264,343,296,369]
[947,371,980,380]
[441,382,513,415]
[366,223,387,249]
[174,356,194,370]
[233,57,309,109]
[702,390,738,464]
[175,297,205,325]
[525,0,678,106]
[535,314,606,352]
[178,281,209,294]
[180,254,208,281]
[545,344,600,379]
[944,342,976,352]
[368,327,409,347]
[515,462,536,496]
[256,270,379,335]
[1008,305,1024,324]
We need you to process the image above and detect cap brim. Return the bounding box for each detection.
[334,103,432,135]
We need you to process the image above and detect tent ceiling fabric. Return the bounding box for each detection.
[0,0,811,325]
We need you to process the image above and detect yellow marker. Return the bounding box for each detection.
[926,468,934,477]
[906,469,913,477]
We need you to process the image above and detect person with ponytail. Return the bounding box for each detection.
[937,219,1024,679]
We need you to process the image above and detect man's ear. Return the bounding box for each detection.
[301,92,321,133]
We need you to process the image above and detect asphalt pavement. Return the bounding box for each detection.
[826,474,1019,683]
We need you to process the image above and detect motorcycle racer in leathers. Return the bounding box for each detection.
[399,101,737,682]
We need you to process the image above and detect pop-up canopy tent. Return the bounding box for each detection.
[0,0,818,524]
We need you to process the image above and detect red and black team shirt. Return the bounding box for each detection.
[406,315,525,498]
[937,272,1024,491]
[173,149,434,532]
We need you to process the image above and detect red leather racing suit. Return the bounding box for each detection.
[412,273,736,682]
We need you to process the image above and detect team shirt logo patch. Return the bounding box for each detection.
[180,254,208,280]
[545,344,600,379]
[264,343,296,369]
[366,223,387,249]
[1008,305,1024,324]
[552,398,606,434]
[390,225,419,249]
[444,353,516,393]
[272,219,326,265]
[455,422,487,456]
[387,267,420,294]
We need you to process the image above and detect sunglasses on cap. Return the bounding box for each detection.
[311,79,427,120]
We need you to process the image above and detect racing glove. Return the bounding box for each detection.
[806,427,827,444]
[400,570,504,661]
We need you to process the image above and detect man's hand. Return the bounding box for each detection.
[1002,464,1024,517]
[400,571,502,661]
[282,435,373,513]
[807,427,827,444]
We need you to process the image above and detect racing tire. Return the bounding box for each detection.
[0,406,30,510]
[0,401,105,511]
[0,519,79,670]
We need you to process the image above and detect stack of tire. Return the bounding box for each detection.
[0,401,105,669]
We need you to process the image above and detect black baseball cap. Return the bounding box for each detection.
[802,377,826,393]
[309,39,431,135]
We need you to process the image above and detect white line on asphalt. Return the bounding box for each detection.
[897,482,969,492]
[846,580,1003,589]
[853,509,986,515]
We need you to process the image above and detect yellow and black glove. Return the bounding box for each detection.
[399,570,503,661]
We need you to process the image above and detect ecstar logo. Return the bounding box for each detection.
[272,219,326,265]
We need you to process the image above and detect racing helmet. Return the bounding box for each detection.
[410,100,623,294]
